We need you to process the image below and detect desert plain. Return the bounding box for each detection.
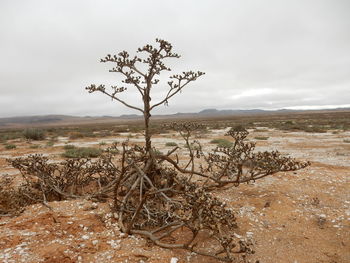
[0,111,349,263]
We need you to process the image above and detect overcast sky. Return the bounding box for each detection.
[1,0,349,118]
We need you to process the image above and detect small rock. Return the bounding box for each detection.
[170,258,179,263]
[81,235,89,240]
[319,214,326,219]
[317,214,326,229]
[107,240,121,249]
[246,231,254,237]
[120,233,127,238]
[233,233,242,239]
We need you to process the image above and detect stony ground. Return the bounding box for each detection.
[0,128,349,263]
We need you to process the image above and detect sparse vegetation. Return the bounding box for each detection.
[231,124,247,131]
[5,144,16,149]
[46,141,55,147]
[63,144,76,150]
[0,175,31,215]
[254,128,269,132]
[210,138,233,147]
[0,130,23,143]
[165,141,177,147]
[23,128,45,140]
[69,131,85,139]
[62,146,102,158]
[254,136,269,140]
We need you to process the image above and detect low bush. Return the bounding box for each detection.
[46,141,55,147]
[62,147,102,158]
[5,144,16,150]
[0,176,33,215]
[303,126,327,133]
[69,132,85,139]
[231,124,246,132]
[0,131,23,142]
[210,138,233,148]
[254,128,269,132]
[254,136,269,140]
[165,142,177,147]
[23,128,45,140]
[63,144,76,150]
[96,131,112,137]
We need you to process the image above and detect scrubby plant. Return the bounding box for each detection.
[254,128,268,132]
[63,144,76,150]
[62,146,102,158]
[303,126,327,133]
[5,144,16,150]
[8,39,309,262]
[46,141,55,147]
[23,128,45,140]
[231,124,247,132]
[104,142,120,155]
[210,138,233,148]
[165,142,178,147]
[254,136,269,140]
[0,175,32,216]
[69,131,85,139]
[0,131,24,142]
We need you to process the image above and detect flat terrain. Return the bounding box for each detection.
[0,118,349,262]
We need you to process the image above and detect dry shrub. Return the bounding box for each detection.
[23,128,46,140]
[0,175,34,215]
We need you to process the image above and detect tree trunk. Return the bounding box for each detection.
[143,91,152,154]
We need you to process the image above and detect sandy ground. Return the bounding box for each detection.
[0,128,349,263]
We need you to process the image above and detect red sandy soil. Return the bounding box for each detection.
[0,129,349,263]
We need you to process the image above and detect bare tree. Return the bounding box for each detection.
[86,38,204,154]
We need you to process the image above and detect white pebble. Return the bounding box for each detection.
[81,235,89,240]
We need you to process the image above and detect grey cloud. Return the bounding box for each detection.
[0,0,349,117]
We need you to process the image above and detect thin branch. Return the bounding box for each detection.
[98,88,144,113]
[150,80,191,110]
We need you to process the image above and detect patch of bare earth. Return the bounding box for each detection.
[1,129,349,263]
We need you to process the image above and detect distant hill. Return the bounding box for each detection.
[198,108,275,115]
[0,115,119,129]
[119,114,141,119]
[1,107,349,129]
